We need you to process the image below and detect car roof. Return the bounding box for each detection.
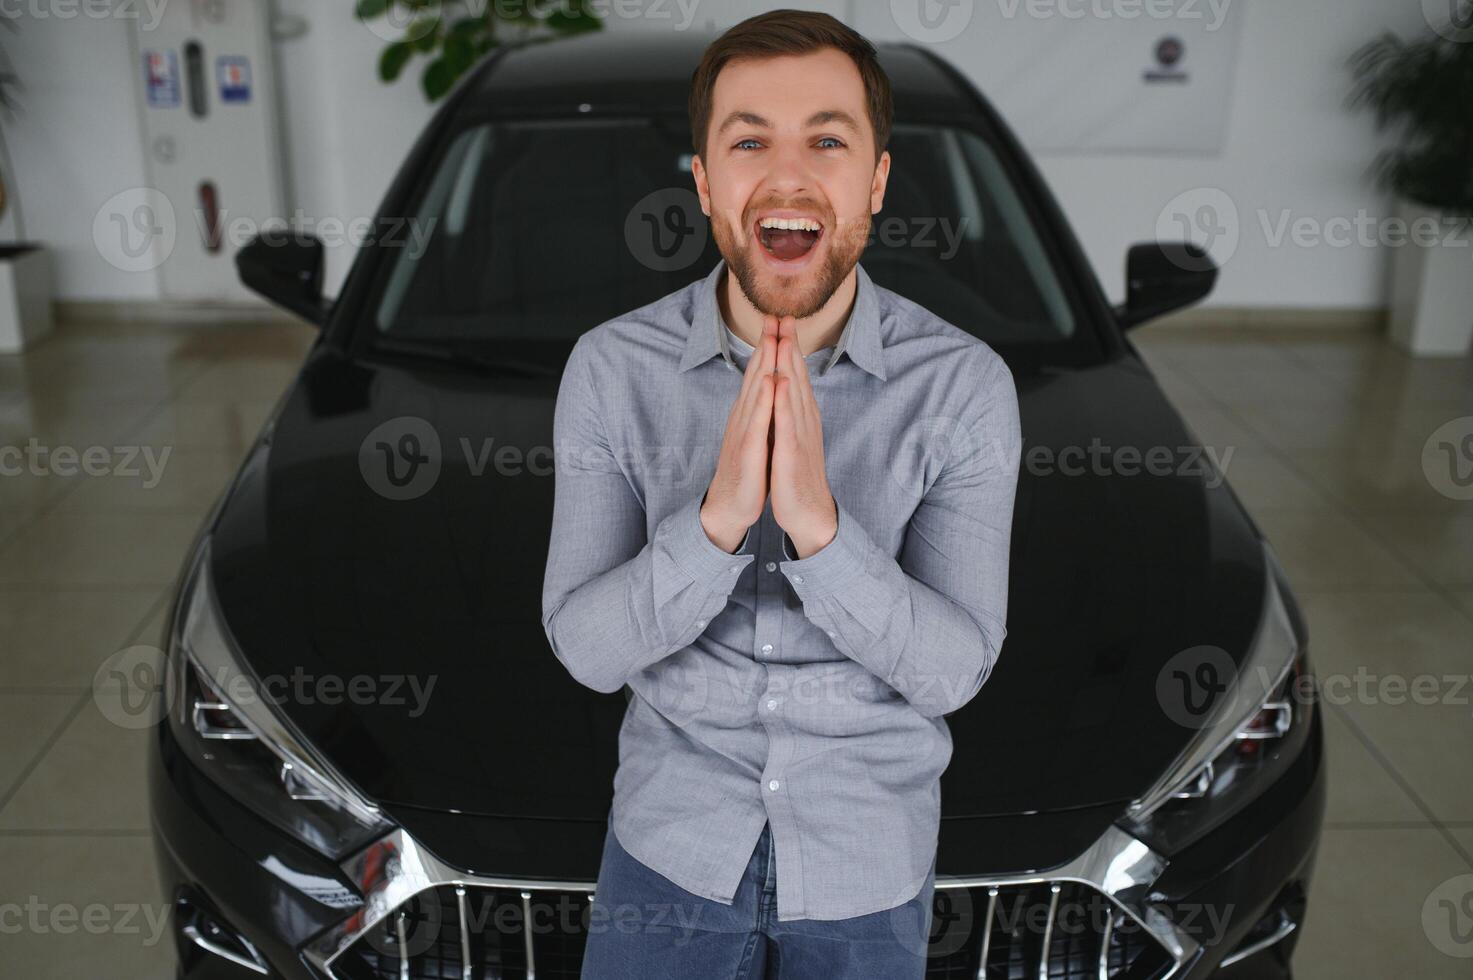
[460,28,980,121]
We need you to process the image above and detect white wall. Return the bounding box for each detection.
[0,11,155,300]
[0,0,1432,309]
[1025,1,1430,307]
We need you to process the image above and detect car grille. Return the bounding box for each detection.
[331,880,1176,980]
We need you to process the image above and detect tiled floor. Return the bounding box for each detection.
[0,315,1470,977]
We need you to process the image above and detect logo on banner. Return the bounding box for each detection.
[143,50,180,108]
[217,56,252,104]
[1144,35,1190,84]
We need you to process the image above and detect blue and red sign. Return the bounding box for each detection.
[217,55,252,104]
[143,50,180,108]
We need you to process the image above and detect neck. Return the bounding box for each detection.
[718,264,859,357]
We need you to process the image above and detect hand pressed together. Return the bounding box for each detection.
[701,313,838,558]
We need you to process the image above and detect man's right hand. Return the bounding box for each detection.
[701,315,779,553]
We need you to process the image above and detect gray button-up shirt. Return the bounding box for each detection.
[541,258,1022,922]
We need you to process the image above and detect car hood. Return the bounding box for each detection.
[208,347,1266,845]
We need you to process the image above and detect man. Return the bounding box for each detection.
[540,9,1022,978]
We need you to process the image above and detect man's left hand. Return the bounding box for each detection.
[769,314,838,559]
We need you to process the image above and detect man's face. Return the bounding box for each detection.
[693,47,890,320]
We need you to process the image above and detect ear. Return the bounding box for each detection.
[870,149,891,215]
[692,153,712,217]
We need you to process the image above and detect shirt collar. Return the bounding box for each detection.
[679,258,888,381]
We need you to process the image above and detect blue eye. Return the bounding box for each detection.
[735,139,761,151]
[817,137,844,149]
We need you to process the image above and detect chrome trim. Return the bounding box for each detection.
[975,886,998,980]
[455,885,471,980]
[936,823,1199,971]
[302,820,1197,979]
[395,910,409,980]
[191,696,258,740]
[1098,909,1117,980]
[520,890,537,979]
[303,828,595,978]
[182,921,270,976]
[1037,882,1060,980]
[1219,910,1297,968]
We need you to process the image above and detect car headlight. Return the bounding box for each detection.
[1120,541,1316,853]
[164,538,395,859]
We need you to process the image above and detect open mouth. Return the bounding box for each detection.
[756,215,824,263]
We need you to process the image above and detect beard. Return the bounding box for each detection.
[709,202,871,320]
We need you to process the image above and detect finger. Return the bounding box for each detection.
[759,321,778,377]
[775,316,796,376]
[788,323,817,425]
[736,321,770,402]
[737,326,781,430]
[743,372,774,458]
[754,374,776,463]
[780,326,810,433]
[772,374,792,445]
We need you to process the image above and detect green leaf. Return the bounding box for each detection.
[379,41,413,82]
[443,32,473,74]
[422,57,456,101]
[356,0,389,19]
[446,15,486,44]
[410,18,441,52]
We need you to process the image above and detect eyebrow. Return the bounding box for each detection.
[714,109,864,138]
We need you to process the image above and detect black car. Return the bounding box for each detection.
[149,28,1324,980]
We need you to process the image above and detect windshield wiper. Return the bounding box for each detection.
[370,336,562,379]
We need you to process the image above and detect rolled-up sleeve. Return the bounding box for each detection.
[541,337,756,695]
[779,353,1022,718]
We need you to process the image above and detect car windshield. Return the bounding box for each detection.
[363,116,1093,362]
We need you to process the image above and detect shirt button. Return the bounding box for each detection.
[765,561,776,572]
[729,566,741,575]
[761,644,773,655]
[766,698,778,711]
[826,630,836,638]
[696,619,707,628]
[768,779,780,791]
[792,574,804,584]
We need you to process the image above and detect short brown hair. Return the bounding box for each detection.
[688,9,894,164]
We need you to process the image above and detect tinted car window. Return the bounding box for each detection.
[367,117,1081,354]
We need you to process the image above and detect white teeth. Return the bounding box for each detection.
[758,217,821,233]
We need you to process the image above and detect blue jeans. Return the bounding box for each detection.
[580,815,936,979]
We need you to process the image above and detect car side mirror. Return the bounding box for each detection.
[236,231,330,327]
[1115,241,1217,331]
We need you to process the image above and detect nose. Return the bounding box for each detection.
[759,138,811,200]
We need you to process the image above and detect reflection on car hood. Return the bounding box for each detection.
[207,349,1266,839]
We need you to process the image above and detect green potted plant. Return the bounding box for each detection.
[357,0,602,101]
[0,22,51,355]
[1348,22,1473,356]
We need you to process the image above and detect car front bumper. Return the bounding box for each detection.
[152,684,1324,980]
